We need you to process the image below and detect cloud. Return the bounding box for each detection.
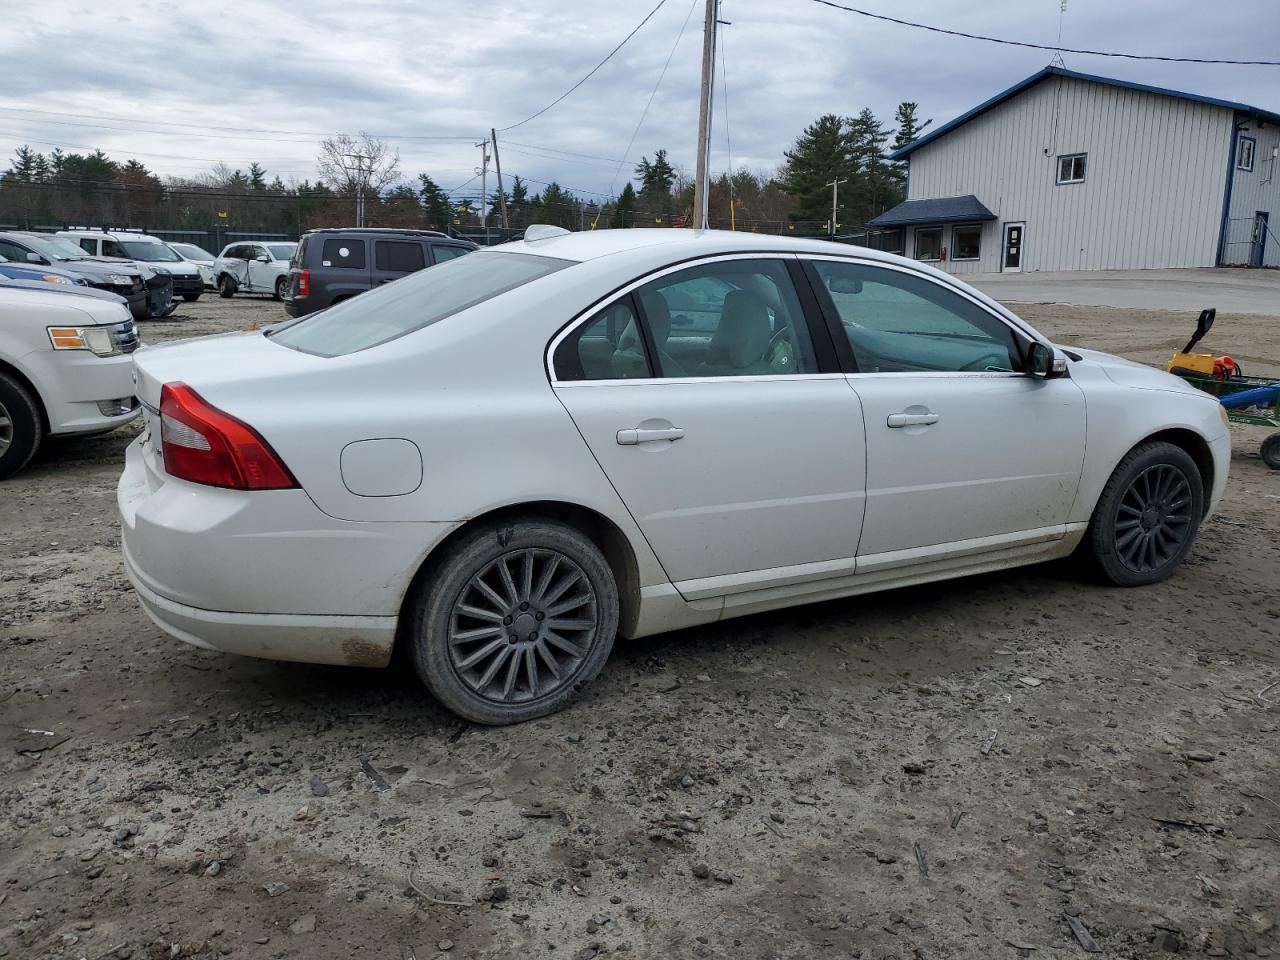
[1,0,1275,199]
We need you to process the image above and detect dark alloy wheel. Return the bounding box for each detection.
[410,519,619,724]
[1085,441,1204,586]
[1112,463,1194,574]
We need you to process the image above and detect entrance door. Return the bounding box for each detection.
[1251,212,1269,268]
[1002,222,1024,272]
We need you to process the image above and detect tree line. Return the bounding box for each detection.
[0,102,923,237]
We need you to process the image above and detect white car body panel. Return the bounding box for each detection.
[213,242,296,293]
[0,287,139,435]
[116,229,1231,671]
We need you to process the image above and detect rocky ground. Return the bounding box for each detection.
[2,292,1278,960]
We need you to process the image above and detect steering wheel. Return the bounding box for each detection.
[766,326,798,372]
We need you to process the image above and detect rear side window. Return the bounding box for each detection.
[78,238,97,254]
[270,251,572,357]
[375,240,425,273]
[291,237,309,267]
[321,238,366,270]
[555,297,649,381]
[431,244,470,263]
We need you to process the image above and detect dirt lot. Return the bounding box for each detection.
[2,293,1278,960]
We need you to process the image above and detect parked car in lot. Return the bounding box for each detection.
[0,284,139,479]
[283,228,474,317]
[0,253,94,287]
[56,229,204,302]
[212,241,298,300]
[0,231,149,321]
[119,227,1230,724]
[168,242,218,289]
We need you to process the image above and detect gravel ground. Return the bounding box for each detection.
[2,292,1278,960]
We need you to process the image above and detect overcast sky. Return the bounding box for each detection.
[1,0,1276,202]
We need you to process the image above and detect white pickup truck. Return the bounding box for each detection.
[0,283,141,479]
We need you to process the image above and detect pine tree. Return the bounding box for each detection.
[248,162,267,192]
[780,114,854,225]
[891,102,921,151]
[634,149,676,222]
[417,174,452,229]
[613,182,636,228]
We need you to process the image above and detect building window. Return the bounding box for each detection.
[1056,153,1087,184]
[914,227,942,261]
[952,224,982,261]
[1238,135,1256,171]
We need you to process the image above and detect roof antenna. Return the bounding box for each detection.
[1050,0,1067,69]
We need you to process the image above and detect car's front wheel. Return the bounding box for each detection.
[408,519,619,724]
[0,373,43,480]
[1085,441,1204,586]
[218,275,236,298]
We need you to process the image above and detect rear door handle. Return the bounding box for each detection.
[886,412,940,428]
[617,426,685,445]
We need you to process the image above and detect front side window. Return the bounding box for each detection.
[633,259,819,378]
[914,227,942,261]
[0,239,29,261]
[952,224,982,260]
[374,240,425,273]
[810,260,1024,374]
[431,244,470,263]
[320,238,366,269]
[1057,153,1087,184]
[78,238,97,254]
[102,240,126,258]
[271,251,571,357]
[1238,135,1256,171]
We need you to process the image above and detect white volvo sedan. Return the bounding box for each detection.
[118,228,1229,724]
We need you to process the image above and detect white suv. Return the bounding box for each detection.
[0,284,139,478]
[213,241,298,300]
[57,229,204,302]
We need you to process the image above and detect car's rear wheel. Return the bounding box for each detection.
[409,519,619,724]
[1085,441,1203,586]
[274,276,288,301]
[0,373,43,480]
[218,275,236,298]
[1261,432,1280,470]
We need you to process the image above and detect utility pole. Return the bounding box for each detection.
[475,138,491,243]
[692,0,718,230]
[343,152,370,227]
[490,128,510,232]
[827,177,847,237]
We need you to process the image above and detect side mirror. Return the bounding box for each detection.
[26,251,45,264]
[256,255,270,263]
[1028,341,1067,378]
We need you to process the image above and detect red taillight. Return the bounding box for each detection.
[159,383,297,490]
[296,269,310,297]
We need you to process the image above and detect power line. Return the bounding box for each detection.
[497,0,669,132]
[806,0,1280,65]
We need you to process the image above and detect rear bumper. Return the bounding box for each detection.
[117,437,455,666]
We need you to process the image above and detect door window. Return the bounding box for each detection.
[0,239,29,261]
[633,259,818,378]
[320,238,366,269]
[431,244,470,263]
[78,238,97,254]
[102,240,126,258]
[375,240,426,273]
[554,297,649,381]
[810,260,1024,374]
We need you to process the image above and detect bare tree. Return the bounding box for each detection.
[316,133,401,196]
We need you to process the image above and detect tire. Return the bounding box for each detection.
[274,276,288,301]
[0,373,43,480]
[1084,441,1204,587]
[182,292,201,303]
[408,518,620,725]
[1262,433,1280,470]
[218,275,236,298]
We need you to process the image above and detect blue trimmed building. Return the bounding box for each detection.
[869,67,1280,273]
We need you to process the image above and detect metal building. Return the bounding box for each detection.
[870,66,1280,273]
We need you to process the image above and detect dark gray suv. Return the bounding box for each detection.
[283,228,475,318]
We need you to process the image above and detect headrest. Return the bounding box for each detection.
[639,291,671,344]
[717,290,771,368]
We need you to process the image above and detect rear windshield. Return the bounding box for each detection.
[270,251,572,357]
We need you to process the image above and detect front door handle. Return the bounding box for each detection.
[886,411,940,428]
[617,426,685,445]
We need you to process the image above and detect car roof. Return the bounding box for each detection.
[301,228,450,238]
[57,229,162,241]
[494,227,908,266]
